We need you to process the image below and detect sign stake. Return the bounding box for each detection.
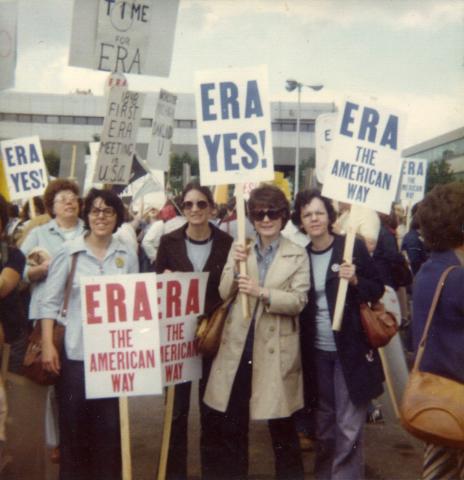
[157,386,175,480]
[119,396,132,480]
[236,183,249,319]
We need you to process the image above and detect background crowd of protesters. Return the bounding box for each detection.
[0,177,462,480]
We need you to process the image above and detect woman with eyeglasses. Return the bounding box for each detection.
[292,189,384,480]
[203,185,310,479]
[40,188,138,480]
[154,181,233,480]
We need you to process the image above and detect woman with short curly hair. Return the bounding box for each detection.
[412,182,464,479]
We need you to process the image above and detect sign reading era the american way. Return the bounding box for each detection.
[157,272,208,386]
[399,158,427,205]
[0,136,48,201]
[321,98,405,214]
[81,273,163,399]
[195,65,274,186]
[94,87,145,185]
[146,89,177,172]
[315,112,337,184]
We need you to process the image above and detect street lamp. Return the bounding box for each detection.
[285,79,324,199]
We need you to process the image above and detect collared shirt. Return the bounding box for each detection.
[254,236,280,286]
[20,218,85,320]
[40,234,139,361]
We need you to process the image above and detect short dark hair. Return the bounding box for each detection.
[248,185,290,230]
[291,189,337,233]
[0,195,9,233]
[181,181,214,207]
[43,178,80,217]
[417,182,464,251]
[83,189,125,233]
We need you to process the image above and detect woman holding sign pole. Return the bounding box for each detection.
[40,188,138,480]
[204,185,310,479]
[155,181,233,480]
[293,189,384,480]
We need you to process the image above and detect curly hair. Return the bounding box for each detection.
[291,189,337,233]
[82,189,125,233]
[417,182,464,251]
[43,178,80,217]
[248,185,290,230]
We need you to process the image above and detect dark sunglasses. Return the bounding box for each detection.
[250,208,284,221]
[182,200,209,210]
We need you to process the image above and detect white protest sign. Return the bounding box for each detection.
[83,142,103,195]
[146,89,177,171]
[69,0,179,77]
[157,272,208,386]
[321,98,405,214]
[195,65,274,186]
[81,273,163,399]
[315,112,337,184]
[0,1,17,90]
[399,158,427,205]
[0,136,48,201]
[94,87,145,185]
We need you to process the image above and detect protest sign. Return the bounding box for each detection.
[0,136,48,201]
[315,112,337,184]
[83,142,103,195]
[195,65,274,186]
[81,273,163,399]
[69,0,179,77]
[147,89,177,171]
[322,98,405,215]
[0,1,17,90]
[399,158,427,205]
[94,88,145,185]
[157,272,208,386]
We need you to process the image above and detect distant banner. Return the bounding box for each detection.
[157,272,208,386]
[315,112,337,184]
[69,0,179,77]
[195,65,274,186]
[399,158,427,205]
[146,89,177,171]
[321,98,405,214]
[94,88,145,185]
[0,1,17,90]
[0,136,48,201]
[81,273,163,399]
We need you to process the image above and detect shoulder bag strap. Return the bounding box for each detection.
[61,253,78,318]
[412,265,457,372]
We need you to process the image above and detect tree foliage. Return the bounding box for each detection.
[44,150,60,177]
[426,156,456,192]
[168,152,199,193]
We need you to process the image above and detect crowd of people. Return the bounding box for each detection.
[0,177,462,480]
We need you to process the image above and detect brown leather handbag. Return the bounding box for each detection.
[360,301,398,348]
[400,265,464,448]
[22,253,78,386]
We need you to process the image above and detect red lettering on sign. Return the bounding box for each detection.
[133,281,152,320]
[185,279,200,315]
[86,285,102,324]
[106,283,127,323]
[166,280,181,318]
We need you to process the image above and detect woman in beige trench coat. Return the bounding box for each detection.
[203,185,310,480]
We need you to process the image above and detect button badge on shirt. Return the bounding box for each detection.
[115,257,125,268]
[331,263,340,273]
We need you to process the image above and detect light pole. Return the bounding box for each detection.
[285,79,324,199]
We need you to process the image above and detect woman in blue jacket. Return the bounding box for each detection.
[293,190,384,480]
[412,182,464,479]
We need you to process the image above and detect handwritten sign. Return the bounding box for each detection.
[195,65,274,186]
[157,272,208,386]
[93,87,145,185]
[399,158,427,205]
[81,273,163,399]
[146,89,177,172]
[322,98,405,214]
[0,136,48,201]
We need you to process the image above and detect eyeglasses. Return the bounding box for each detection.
[182,200,209,210]
[89,207,116,218]
[249,208,284,221]
[302,211,327,219]
[54,194,78,204]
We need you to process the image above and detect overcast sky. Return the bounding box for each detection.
[9,0,464,148]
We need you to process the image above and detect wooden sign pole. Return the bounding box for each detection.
[69,144,77,180]
[157,385,175,480]
[119,396,132,480]
[235,183,249,320]
[28,197,36,219]
[378,348,400,419]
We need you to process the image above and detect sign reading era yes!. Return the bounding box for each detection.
[195,65,274,186]
[321,99,405,214]
[0,136,48,201]
[94,87,145,185]
[399,158,427,205]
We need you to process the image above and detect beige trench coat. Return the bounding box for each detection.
[203,235,310,420]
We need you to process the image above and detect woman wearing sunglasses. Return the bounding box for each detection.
[155,181,233,480]
[203,184,310,479]
[40,189,139,480]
